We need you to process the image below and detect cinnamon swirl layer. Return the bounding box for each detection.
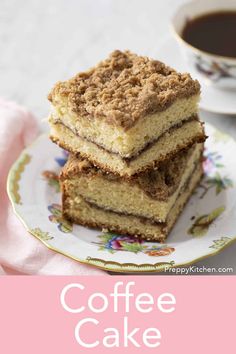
[61,161,203,242]
[60,144,203,222]
[50,117,205,176]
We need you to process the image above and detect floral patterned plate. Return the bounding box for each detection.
[7,123,236,273]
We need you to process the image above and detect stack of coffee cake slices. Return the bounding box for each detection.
[48,50,206,242]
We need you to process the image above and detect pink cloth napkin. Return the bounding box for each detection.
[0,98,105,275]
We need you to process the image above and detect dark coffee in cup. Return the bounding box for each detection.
[171,0,236,89]
[182,11,236,58]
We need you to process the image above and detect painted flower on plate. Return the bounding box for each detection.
[145,247,175,257]
[48,203,73,233]
[203,150,224,175]
[42,171,60,192]
[55,150,69,167]
[94,233,175,256]
[206,173,233,195]
[199,173,233,199]
[188,206,225,237]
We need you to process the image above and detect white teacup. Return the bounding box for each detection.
[171,0,236,89]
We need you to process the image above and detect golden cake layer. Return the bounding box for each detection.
[51,117,205,176]
[61,160,203,242]
[60,144,203,223]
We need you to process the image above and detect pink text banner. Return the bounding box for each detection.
[0,276,235,354]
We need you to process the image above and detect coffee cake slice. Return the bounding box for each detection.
[49,50,205,175]
[61,160,203,242]
[51,117,205,176]
[60,144,203,223]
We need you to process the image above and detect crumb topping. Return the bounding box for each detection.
[60,146,198,200]
[49,50,200,129]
